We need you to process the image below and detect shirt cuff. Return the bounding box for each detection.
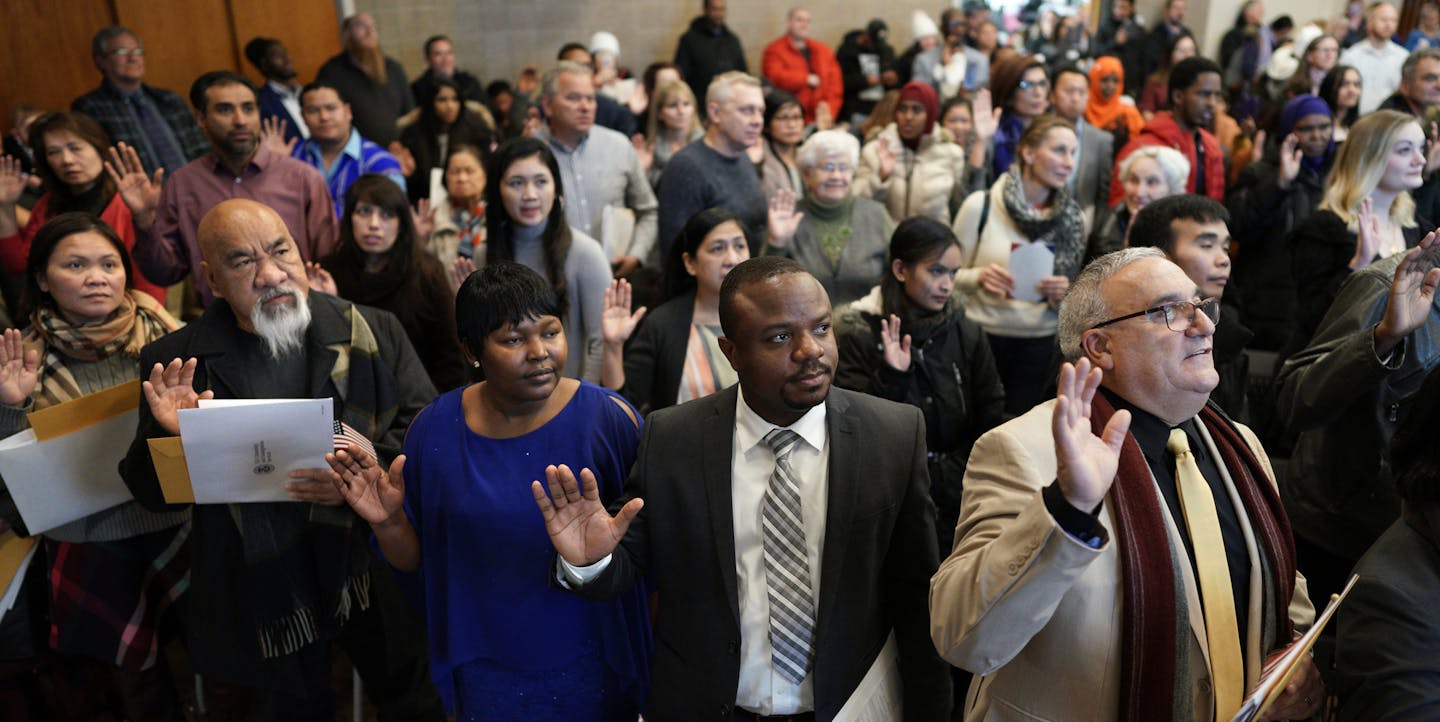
[556,553,613,588]
[1043,481,1108,549]
[1371,327,1406,368]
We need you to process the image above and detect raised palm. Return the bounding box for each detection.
[767,187,804,245]
[601,279,646,346]
[880,314,912,372]
[0,328,39,407]
[971,89,1001,142]
[142,357,214,436]
[531,464,643,567]
[327,447,407,526]
[1052,358,1131,512]
[104,143,163,218]
[0,156,26,206]
[1379,230,1440,350]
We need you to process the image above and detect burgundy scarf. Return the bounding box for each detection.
[1091,394,1297,720]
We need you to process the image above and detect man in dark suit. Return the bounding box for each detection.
[244,37,309,146]
[533,256,951,720]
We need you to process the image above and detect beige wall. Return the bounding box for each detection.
[352,0,1354,90]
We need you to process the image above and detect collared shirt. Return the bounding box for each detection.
[267,80,310,139]
[1340,40,1409,114]
[134,145,338,306]
[536,124,659,264]
[292,129,406,218]
[562,389,830,715]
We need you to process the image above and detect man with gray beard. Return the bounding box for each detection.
[120,199,443,720]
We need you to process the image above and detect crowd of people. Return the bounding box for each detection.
[3,0,1440,719]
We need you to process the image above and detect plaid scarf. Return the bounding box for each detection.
[25,291,179,407]
[1091,395,1297,720]
[231,300,399,659]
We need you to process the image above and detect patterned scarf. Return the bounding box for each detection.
[999,169,1086,282]
[1090,394,1297,720]
[233,300,400,659]
[25,291,180,407]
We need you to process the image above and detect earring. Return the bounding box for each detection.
[472,360,481,368]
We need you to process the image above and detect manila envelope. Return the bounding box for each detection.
[28,380,139,440]
[147,436,195,504]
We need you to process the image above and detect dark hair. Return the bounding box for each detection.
[881,217,960,317]
[1016,114,1075,164]
[243,37,279,71]
[300,80,347,107]
[763,88,803,143]
[21,213,135,320]
[1167,56,1221,100]
[664,207,743,300]
[1233,0,1261,27]
[1271,15,1294,34]
[27,112,116,210]
[940,95,971,121]
[454,261,564,359]
[556,42,589,61]
[1320,64,1362,129]
[486,80,514,100]
[1127,194,1231,253]
[718,256,810,338]
[642,62,682,101]
[443,143,489,191]
[91,26,136,58]
[423,34,451,57]
[190,71,257,113]
[1053,64,1089,87]
[1390,365,1440,503]
[991,55,1048,112]
[485,137,573,312]
[334,174,419,271]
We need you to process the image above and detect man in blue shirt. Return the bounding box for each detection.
[291,81,405,218]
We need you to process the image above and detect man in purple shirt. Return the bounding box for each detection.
[111,70,336,307]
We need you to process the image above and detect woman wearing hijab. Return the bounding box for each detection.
[1085,56,1145,143]
[853,81,967,223]
[1226,94,1336,350]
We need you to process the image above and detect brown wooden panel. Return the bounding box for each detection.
[113,0,238,107]
[0,0,117,130]
[230,0,341,87]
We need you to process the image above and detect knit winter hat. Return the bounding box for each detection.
[912,11,941,41]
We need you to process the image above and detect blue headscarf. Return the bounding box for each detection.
[1277,94,1336,176]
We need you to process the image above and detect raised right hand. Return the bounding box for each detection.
[0,328,39,407]
[1053,358,1131,512]
[632,134,654,175]
[1276,132,1303,190]
[977,263,1016,296]
[876,140,896,181]
[531,464,643,567]
[880,314,912,372]
[448,256,477,293]
[1350,196,1382,269]
[0,156,27,207]
[602,278,647,346]
[141,358,214,436]
[103,143,163,222]
[1376,229,1440,355]
[971,89,1001,143]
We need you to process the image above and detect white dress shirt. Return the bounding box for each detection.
[1339,40,1408,115]
[561,389,829,715]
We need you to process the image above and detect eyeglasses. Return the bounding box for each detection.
[816,162,852,173]
[1090,297,1220,332]
[105,47,145,59]
[1017,78,1050,92]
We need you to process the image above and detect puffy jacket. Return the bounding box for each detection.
[1108,111,1225,205]
[761,36,844,124]
[854,124,967,224]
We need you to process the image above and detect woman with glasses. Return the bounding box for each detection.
[766,130,893,306]
[853,81,969,224]
[1227,95,1336,350]
[1285,34,1340,99]
[757,89,805,201]
[986,55,1051,178]
[1287,109,1429,351]
[953,115,1084,417]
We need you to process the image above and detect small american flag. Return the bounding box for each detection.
[333,420,377,460]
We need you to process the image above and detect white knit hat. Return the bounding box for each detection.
[912,10,940,40]
[1265,23,1323,81]
[589,31,621,58]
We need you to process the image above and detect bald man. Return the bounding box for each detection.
[120,199,442,720]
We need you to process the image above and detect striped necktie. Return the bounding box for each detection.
[761,427,816,685]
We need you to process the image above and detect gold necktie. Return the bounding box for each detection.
[1167,428,1244,720]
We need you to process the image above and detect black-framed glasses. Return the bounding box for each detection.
[1091,297,1220,332]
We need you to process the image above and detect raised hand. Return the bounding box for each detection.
[875,140,896,181]
[387,142,417,177]
[1275,133,1304,190]
[632,134,654,175]
[880,314,912,372]
[978,263,1016,296]
[104,143,163,225]
[815,101,835,131]
[411,198,436,241]
[532,464,643,567]
[141,358,214,436]
[259,117,297,157]
[448,256,476,293]
[971,89,1000,143]
[1427,122,1440,177]
[0,328,39,407]
[326,446,407,525]
[767,187,804,246]
[1375,230,1440,355]
[305,261,337,295]
[0,156,27,207]
[1052,358,1131,512]
[601,278,647,346]
[1350,196,1382,269]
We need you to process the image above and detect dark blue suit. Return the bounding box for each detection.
[257,82,306,145]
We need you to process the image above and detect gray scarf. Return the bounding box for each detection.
[1000,169,1086,281]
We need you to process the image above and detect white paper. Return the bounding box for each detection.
[601,205,636,261]
[835,631,902,722]
[0,541,38,622]
[1008,242,1055,303]
[1231,574,1360,722]
[178,398,334,504]
[0,409,138,533]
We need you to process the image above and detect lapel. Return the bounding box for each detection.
[815,388,858,635]
[304,295,348,398]
[703,385,743,627]
[188,301,252,399]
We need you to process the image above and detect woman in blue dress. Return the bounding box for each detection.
[324,261,651,720]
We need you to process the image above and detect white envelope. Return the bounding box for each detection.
[1008,242,1055,303]
[178,398,334,504]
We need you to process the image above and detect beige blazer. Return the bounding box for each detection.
[930,399,1314,722]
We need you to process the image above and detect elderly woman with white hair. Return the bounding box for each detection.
[767,130,895,305]
[1087,145,1190,261]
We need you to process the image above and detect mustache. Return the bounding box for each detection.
[787,361,832,381]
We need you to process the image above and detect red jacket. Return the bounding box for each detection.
[1,192,166,304]
[1108,111,1226,205]
[762,36,844,124]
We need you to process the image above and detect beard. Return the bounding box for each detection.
[249,285,312,359]
[347,40,388,84]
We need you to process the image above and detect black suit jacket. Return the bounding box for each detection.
[573,385,951,720]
